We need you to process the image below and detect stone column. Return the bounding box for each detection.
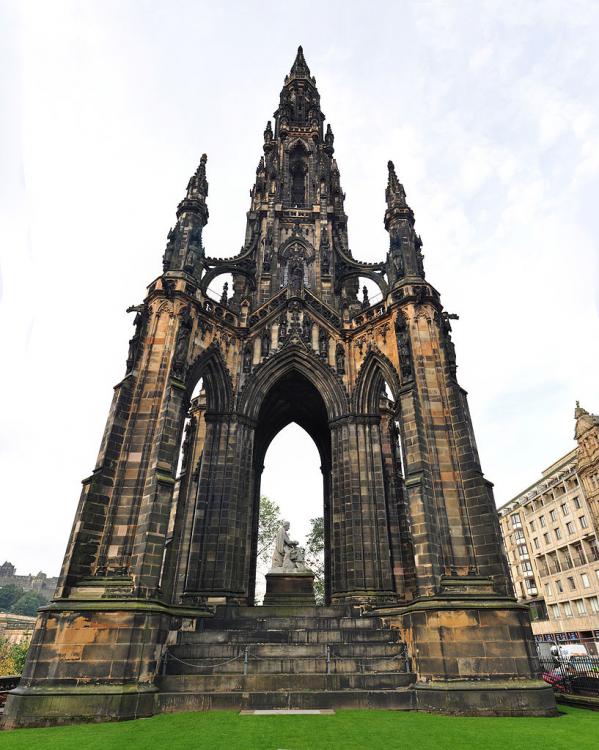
[183,416,257,604]
[329,416,395,604]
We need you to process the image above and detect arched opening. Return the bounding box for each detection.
[248,369,331,604]
[256,424,323,604]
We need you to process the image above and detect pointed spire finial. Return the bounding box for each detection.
[289,44,311,79]
[187,154,209,199]
[386,160,407,208]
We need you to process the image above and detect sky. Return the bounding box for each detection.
[1,0,598,577]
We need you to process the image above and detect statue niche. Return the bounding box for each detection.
[279,239,314,293]
[289,143,308,206]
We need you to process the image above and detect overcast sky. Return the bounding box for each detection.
[1,0,598,577]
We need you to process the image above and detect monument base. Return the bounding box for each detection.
[263,570,316,606]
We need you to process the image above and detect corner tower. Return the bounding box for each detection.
[3,48,555,727]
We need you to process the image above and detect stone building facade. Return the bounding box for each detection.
[3,48,554,727]
[498,404,599,654]
[0,563,58,600]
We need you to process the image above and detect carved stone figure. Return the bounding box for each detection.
[173,306,193,375]
[180,416,196,474]
[261,328,270,357]
[302,314,312,342]
[278,313,288,342]
[289,259,304,294]
[125,305,148,373]
[335,343,345,375]
[396,313,412,379]
[243,345,252,373]
[318,328,328,358]
[271,521,295,569]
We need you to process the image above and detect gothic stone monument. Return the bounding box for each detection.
[3,47,555,727]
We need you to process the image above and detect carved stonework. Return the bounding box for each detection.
[7,46,552,730]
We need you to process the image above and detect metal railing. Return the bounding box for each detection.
[539,653,599,697]
[161,642,410,677]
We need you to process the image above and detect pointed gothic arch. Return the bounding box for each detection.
[353,348,402,413]
[186,343,233,413]
[238,342,349,422]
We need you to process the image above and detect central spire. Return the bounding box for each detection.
[288,45,312,81]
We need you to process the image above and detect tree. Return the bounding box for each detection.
[11,591,45,617]
[305,516,325,604]
[0,584,24,611]
[0,637,29,676]
[257,496,283,571]
[254,496,283,604]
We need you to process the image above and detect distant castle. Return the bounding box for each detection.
[0,562,57,599]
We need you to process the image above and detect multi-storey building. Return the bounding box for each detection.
[499,404,599,654]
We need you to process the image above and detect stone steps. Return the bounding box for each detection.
[163,656,408,675]
[170,642,402,658]
[161,606,416,711]
[210,605,358,619]
[158,688,416,712]
[158,672,415,692]
[202,616,384,630]
[179,628,399,644]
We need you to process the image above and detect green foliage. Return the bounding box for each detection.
[0,584,24,611]
[305,516,325,604]
[0,636,29,676]
[256,496,283,570]
[0,707,596,749]
[11,590,46,617]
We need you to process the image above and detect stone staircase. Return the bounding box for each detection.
[157,605,416,712]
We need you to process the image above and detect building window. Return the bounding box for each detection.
[563,601,573,617]
[533,537,540,549]
[589,539,599,562]
[573,496,581,509]
[555,527,562,540]
[511,512,522,529]
[545,582,552,596]
[580,515,589,529]
[574,599,586,616]
[544,532,551,544]
[514,529,525,542]
[561,503,570,516]
[530,520,536,531]
[551,603,560,619]
[540,515,546,528]
[550,509,558,522]
[525,579,537,595]
[567,576,576,591]
[556,579,564,593]
[581,573,590,588]
[518,544,529,559]
[521,561,533,575]
[566,521,575,535]
[589,596,599,614]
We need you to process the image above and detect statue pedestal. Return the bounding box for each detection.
[263,569,316,606]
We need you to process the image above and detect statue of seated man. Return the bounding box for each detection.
[271,520,296,570]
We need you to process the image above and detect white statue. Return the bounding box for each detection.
[270,521,306,572]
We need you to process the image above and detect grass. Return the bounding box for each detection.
[0,707,597,750]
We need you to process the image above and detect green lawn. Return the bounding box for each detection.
[0,707,597,750]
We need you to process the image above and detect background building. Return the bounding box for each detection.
[499,404,599,654]
[0,563,57,600]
